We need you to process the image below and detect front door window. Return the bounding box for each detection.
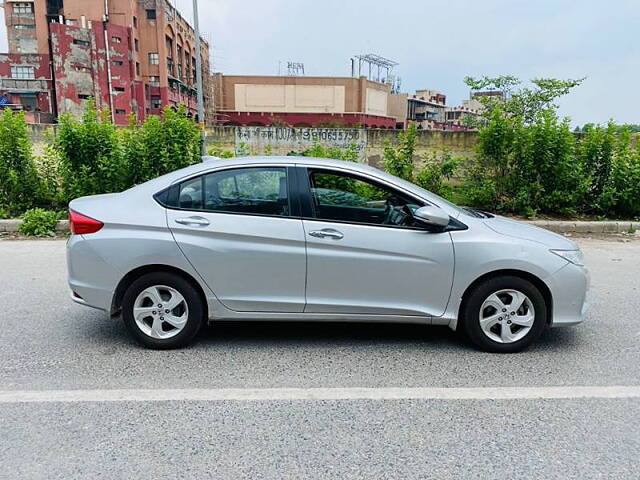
[308,170,421,227]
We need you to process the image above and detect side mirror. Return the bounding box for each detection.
[413,205,450,228]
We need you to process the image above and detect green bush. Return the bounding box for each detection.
[465,107,591,217]
[384,122,417,181]
[297,142,360,162]
[19,208,58,236]
[57,100,127,202]
[0,109,41,215]
[208,142,236,158]
[56,102,202,200]
[414,150,460,197]
[124,105,202,185]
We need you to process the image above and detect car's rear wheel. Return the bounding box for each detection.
[460,276,547,353]
[122,272,204,349]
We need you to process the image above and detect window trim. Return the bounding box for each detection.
[298,166,451,232]
[156,166,300,220]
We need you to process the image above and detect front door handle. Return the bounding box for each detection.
[309,229,344,240]
[175,216,210,227]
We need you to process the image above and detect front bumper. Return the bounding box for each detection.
[546,261,590,327]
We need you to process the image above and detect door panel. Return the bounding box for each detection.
[169,211,306,312]
[300,167,455,317]
[303,220,454,316]
[167,166,306,313]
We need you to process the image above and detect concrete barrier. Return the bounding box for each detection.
[0,220,69,234]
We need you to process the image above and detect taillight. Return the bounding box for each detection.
[69,209,104,235]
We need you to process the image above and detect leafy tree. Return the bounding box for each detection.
[463,75,585,124]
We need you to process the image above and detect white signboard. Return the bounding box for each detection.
[235,127,367,160]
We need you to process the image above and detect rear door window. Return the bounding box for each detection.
[177,167,290,217]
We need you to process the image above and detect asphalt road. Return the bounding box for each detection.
[1,237,639,479]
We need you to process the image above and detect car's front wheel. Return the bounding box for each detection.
[460,276,547,353]
[122,272,204,349]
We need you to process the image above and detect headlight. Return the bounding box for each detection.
[550,249,584,266]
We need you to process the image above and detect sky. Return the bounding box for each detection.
[1,0,637,126]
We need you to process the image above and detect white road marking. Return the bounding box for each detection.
[0,386,639,404]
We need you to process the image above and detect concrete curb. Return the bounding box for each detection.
[0,219,637,235]
[0,219,69,233]
[523,220,639,234]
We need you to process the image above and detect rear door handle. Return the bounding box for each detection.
[309,229,344,240]
[175,216,210,227]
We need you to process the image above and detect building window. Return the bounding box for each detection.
[11,66,35,80]
[133,16,138,28]
[134,38,139,51]
[149,76,160,87]
[146,9,156,20]
[113,60,124,66]
[115,109,127,115]
[72,38,91,47]
[78,94,91,100]
[13,3,34,14]
[150,96,162,109]
[111,36,121,43]
[113,86,126,93]
[148,53,159,65]
[13,24,35,30]
[135,62,140,76]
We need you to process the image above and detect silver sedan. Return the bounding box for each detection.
[67,156,589,352]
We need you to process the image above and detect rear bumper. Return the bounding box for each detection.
[546,262,590,327]
[67,234,121,312]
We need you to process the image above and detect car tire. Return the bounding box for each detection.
[460,275,547,353]
[122,272,204,349]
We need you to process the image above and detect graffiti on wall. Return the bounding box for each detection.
[235,127,368,159]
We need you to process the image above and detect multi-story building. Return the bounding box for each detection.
[0,0,212,125]
[213,74,399,128]
[406,89,447,129]
[403,89,483,131]
[444,99,483,129]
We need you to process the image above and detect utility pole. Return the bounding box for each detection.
[193,0,206,156]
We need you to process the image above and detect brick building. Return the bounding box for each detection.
[0,0,212,125]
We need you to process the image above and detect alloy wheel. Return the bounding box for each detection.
[133,285,189,339]
[479,289,535,344]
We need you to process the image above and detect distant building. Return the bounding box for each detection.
[444,98,483,129]
[406,89,447,129]
[0,0,212,125]
[213,74,399,128]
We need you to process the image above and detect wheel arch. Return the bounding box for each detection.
[111,264,209,318]
[458,269,553,326]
